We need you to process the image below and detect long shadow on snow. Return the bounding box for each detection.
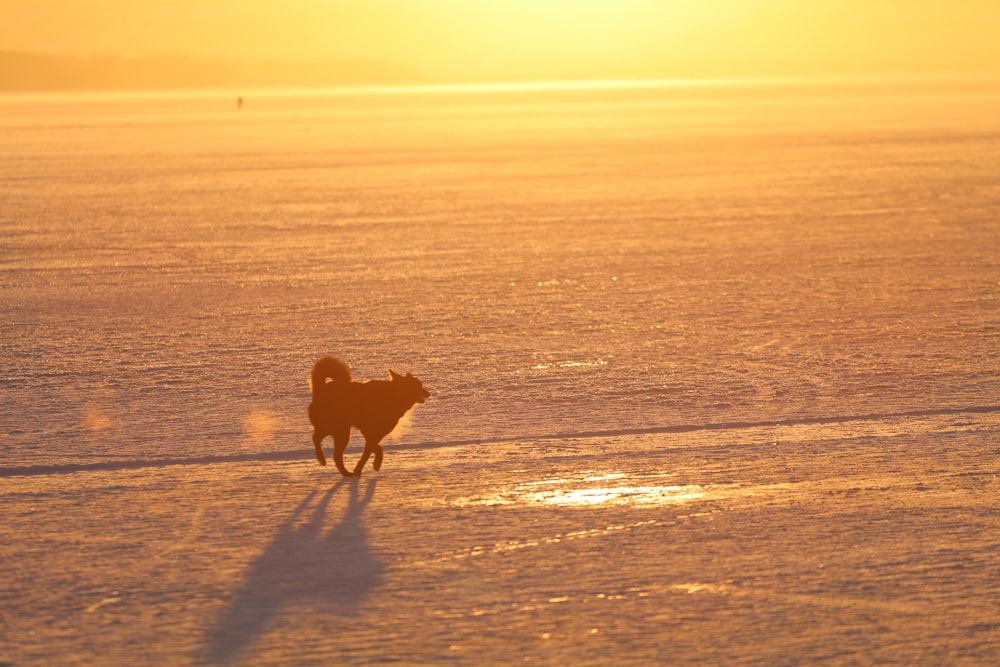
[197,477,383,665]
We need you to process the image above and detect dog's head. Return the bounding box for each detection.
[389,369,431,404]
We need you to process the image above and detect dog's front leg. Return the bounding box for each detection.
[333,427,353,477]
[353,443,374,477]
[354,434,386,476]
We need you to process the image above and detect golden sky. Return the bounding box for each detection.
[3,0,999,80]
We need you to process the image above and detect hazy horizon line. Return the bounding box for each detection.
[3,48,1000,98]
[4,71,1000,103]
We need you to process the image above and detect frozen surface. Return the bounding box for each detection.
[2,418,998,665]
[1,78,999,664]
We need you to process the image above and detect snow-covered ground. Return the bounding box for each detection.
[2,77,999,664]
[3,412,998,665]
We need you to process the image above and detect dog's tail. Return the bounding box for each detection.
[310,356,352,395]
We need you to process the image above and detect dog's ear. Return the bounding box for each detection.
[389,369,401,380]
[406,372,413,378]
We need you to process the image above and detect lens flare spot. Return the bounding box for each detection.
[82,404,113,433]
[241,409,279,448]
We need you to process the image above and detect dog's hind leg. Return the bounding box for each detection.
[312,431,327,466]
[332,425,353,477]
[372,444,384,471]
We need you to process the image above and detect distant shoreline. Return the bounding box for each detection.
[0,50,423,93]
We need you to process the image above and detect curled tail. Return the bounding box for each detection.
[310,356,352,395]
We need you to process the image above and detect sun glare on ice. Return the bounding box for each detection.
[529,484,705,507]
[454,471,705,508]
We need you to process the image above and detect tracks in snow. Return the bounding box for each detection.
[2,404,997,478]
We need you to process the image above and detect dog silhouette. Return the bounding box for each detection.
[308,356,429,476]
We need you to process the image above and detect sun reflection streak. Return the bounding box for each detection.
[529,485,705,507]
[453,471,705,508]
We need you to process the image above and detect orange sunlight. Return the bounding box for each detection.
[3,0,999,84]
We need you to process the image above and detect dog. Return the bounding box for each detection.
[308,356,430,477]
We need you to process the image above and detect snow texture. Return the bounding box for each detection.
[1,78,999,665]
